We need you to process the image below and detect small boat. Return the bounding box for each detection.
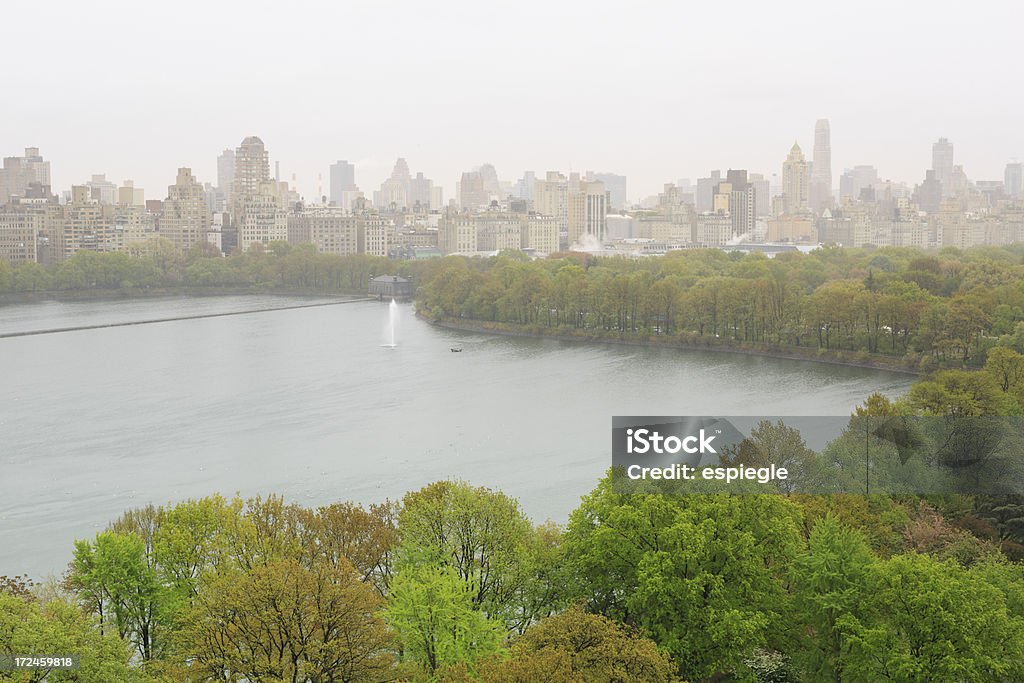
[450,345,463,352]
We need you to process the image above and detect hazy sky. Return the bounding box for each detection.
[5,0,1023,202]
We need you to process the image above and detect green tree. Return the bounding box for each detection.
[397,481,535,628]
[790,516,875,682]
[0,592,139,682]
[67,531,166,661]
[842,553,1024,682]
[564,477,803,681]
[385,565,503,676]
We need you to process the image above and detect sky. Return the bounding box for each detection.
[4,0,1023,203]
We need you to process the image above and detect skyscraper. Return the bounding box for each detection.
[0,147,51,205]
[810,119,833,213]
[217,149,235,193]
[374,158,411,211]
[840,165,880,202]
[231,136,270,211]
[721,169,755,238]
[458,171,487,211]
[567,180,607,246]
[1005,162,1023,199]
[329,160,356,205]
[230,136,285,251]
[586,172,627,210]
[782,142,809,214]
[696,171,722,213]
[161,168,212,251]
[534,172,569,245]
[932,137,954,197]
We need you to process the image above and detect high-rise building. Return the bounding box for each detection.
[514,171,536,201]
[160,168,212,251]
[236,182,287,252]
[287,205,359,255]
[86,174,118,204]
[0,148,51,205]
[477,164,501,200]
[374,158,412,211]
[117,180,145,206]
[439,213,478,254]
[409,172,438,211]
[749,173,770,218]
[810,119,833,213]
[782,143,810,214]
[0,199,47,264]
[231,136,270,211]
[696,171,722,213]
[217,149,235,192]
[458,171,488,211]
[1005,162,1023,199]
[329,160,356,206]
[840,165,880,202]
[932,137,954,197]
[914,170,943,213]
[587,172,627,210]
[535,171,569,246]
[720,170,756,238]
[567,179,607,246]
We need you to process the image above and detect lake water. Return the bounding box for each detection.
[0,296,915,578]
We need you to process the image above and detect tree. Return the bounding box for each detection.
[180,558,396,682]
[790,516,875,682]
[986,346,1024,395]
[305,501,399,597]
[564,477,803,681]
[397,481,535,628]
[841,553,1024,681]
[67,531,166,661]
[906,370,1014,416]
[385,565,503,676]
[475,608,675,683]
[0,592,138,682]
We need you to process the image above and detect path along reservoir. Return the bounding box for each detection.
[0,295,914,578]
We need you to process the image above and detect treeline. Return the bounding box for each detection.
[0,239,407,295]
[5,470,1024,681]
[416,246,1024,370]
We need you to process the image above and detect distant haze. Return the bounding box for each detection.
[5,0,1023,201]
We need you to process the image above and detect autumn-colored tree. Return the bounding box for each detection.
[180,558,396,682]
[474,608,675,683]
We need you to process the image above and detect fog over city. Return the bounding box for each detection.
[5,0,1023,201]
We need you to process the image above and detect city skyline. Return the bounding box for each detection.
[4,0,1023,201]
[2,126,1021,209]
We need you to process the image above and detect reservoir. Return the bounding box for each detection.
[0,295,914,578]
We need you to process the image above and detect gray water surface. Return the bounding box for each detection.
[0,296,914,578]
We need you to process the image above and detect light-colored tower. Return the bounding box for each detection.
[0,147,51,205]
[161,167,212,251]
[534,171,569,243]
[782,142,809,215]
[231,136,270,211]
[810,119,833,213]
[567,179,607,246]
[932,138,954,198]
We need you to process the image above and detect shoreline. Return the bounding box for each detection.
[0,298,376,339]
[421,314,923,376]
[0,286,372,306]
